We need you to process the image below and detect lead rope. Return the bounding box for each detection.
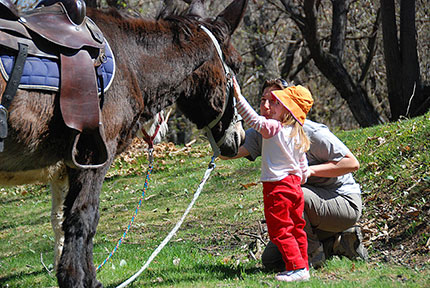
[96,118,161,271]
[115,155,217,288]
[96,148,154,272]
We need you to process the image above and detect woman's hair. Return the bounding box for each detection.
[261,78,289,93]
[263,79,310,152]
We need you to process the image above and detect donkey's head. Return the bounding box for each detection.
[164,0,248,157]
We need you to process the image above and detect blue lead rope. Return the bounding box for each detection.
[96,148,154,271]
[115,154,217,288]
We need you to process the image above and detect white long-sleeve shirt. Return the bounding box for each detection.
[236,96,309,182]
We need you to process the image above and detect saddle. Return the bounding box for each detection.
[0,0,109,169]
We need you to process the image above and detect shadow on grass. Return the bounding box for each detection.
[106,263,264,287]
[0,212,50,230]
[0,269,56,287]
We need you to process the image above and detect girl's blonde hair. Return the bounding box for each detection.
[263,79,310,152]
[280,110,310,152]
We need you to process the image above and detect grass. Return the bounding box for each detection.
[0,112,429,287]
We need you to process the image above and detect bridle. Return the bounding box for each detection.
[199,25,241,158]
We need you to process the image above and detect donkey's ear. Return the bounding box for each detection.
[215,0,248,35]
[186,0,206,19]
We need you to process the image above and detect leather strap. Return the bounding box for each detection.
[1,42,28,109]
[60,50,99,132]
[0,42,28,152]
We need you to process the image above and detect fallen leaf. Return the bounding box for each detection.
[240,182,259,189]
[406,207,419,217]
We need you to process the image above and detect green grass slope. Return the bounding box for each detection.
[0,112,429,287]
[337,112,430,268]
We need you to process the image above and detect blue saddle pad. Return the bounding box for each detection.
[0,41,115,94]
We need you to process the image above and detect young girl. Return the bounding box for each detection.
[232,77,313,282]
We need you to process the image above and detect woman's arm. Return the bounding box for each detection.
[309,153,359,178]
[219,145,250,160]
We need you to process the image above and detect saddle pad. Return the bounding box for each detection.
[0,41,115,94]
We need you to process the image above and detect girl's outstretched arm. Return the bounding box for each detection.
[232,77,282,138]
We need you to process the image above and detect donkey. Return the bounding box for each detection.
[0,0,248,286]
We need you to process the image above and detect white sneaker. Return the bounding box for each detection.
[275,268,310,282]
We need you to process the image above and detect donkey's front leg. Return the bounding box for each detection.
[56,166,109,288]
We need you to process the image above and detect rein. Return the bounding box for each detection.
[200,25,241,158]
[99,26,235,286]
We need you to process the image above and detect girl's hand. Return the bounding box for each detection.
[232,76,242,100]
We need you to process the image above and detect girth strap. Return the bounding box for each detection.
[1,42,28,109]
[0,42,28,152]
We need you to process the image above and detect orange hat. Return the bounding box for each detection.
[271,85,314,126]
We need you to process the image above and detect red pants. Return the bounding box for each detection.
[263,175,309,271]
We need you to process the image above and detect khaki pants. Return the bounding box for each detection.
[262,186,362,270]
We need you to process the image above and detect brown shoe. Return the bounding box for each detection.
[333,226,368,261]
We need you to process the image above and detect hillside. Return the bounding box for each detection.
[335,112,430,268]
[1,112,429,287]
[120,111,430,268]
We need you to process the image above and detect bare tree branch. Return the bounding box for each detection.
[281,0,383,126]
[272,0,306,29]
[281,33,302,78]
[289,54,311,81]
[330,0,350,59]
[359,8,381,83]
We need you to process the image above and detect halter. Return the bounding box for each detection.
[199,25,241,158]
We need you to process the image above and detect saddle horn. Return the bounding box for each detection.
[37,0,86,25]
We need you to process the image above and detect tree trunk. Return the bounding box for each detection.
[380,0,429,119]
[301,0,383,126]
[400,0,424,117]
[312,49,383,127]
[330,0,348,60]
[380,0,403,120]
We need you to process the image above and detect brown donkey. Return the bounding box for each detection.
[0,0,248,286]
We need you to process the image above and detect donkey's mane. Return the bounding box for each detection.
[93,8,215,48]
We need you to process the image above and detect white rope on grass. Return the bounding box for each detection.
[116,157,217,288]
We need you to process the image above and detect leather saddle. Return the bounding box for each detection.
[0,0,109,169]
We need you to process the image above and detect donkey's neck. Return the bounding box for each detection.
[114,17,212,118]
